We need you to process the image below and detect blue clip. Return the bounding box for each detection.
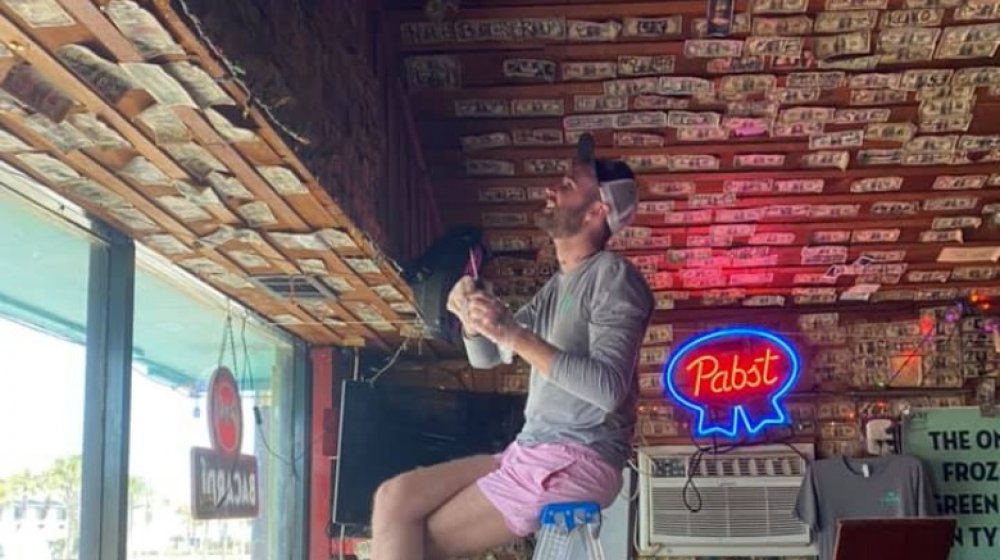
[538,502,601,532]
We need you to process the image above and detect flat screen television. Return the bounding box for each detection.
[332,380,526,526]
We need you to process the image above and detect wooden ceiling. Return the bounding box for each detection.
[391,0,1000,316]
[0,0,431,349]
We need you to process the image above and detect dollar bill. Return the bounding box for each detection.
[871,200,919,214]
[614,111,669,129]
[400,21,454,45]
[479,187,526,203]
[814,31,872,59]
[454,19,523,42]
[466,159,515,176]
[812,231,852,244]
[524,158,571,175]
[715,208,765,222]
[771,52,817,70]
[853,229,901,243]
[689,192,738,208]
[865,123,916,143]
[734,153,786,167]
[765,204,812,218]
[818,55,882,70]
[899,69,954,90]
[719,74,778,96]
[482,211,528,228]
[916,85,975,100]
[768,87,822,104]
[730,272,776,286]
[773,121,825,136]
[752,0,809,14]
[677,126,730,141]
[812,204,861,218]
[725,178,775,193]
[850,89,909,105]
[933,215,983,229]
[879,45,936,63]
[623,154,672,170]
[723,116,772,136]
[990,174,1000,187]
[502,58,556,81]
[753,16,814,35]
[924,196,979,211]
[614,132,665,147]
[749,232,797,245]
[920,115,974,133]
[834,108,891,123]
[604,77,659,96]
[802,150,851,169]
[935,40,1000,60]
[955,1,1000,21]
[795,272,840,284]
[727,100,779,117]
[939,22,1000,44]
[574,95,628,112]
[787,71,846,88]
[953,66,1000,87]
[932,175,988,190]
[905,0,961,8]
[520,17,569,39]
[707,56,767,74]
[636,201,675,215]
[958,135,1000,151]
[692,13,753,36]
[920,229,965,243]
[745,36,805,56]
[779,106,836,123]
[633,95,689,110]
[849,72,900,89]
[810,129,865,149]
[561,61,617,81]
[684,39,745,57]
[907,134,959,152]
[647,180,696,197]
[815,10,879,32]
[622,15,682,37]
[883,8,944,27]
[803,245,850,265]
[455,99,509,117]
[903,152,955,165]
[460,132,511,152]
[512,98,564,116]
[852,176,903,192]
[670,154,720,170]
[667,111,722,127]
[664,209,714,224]
[512,128,563,146]
[657,76,713,96]
[744,295,787,307]
[618,55,675,76]
[878,27,941,52]
[779,179,826,193]
[856,149,903,165]
[563,114,616,131]
[827,0,888,9]
[567,19,622,41]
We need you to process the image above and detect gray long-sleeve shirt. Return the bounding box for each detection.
[465,250,654,469]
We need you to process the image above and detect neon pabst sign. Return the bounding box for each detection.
[663,327,800,438]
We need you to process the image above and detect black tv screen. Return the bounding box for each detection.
[332,380,526,526]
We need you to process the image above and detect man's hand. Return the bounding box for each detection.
[466,292,521,348]
[447,275,480,336]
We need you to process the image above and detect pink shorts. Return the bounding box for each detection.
[476,441,622,537]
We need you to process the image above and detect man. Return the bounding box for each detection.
[371,134,654,560]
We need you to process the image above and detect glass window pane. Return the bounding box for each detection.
[0,183,98,560]
[129,258,295,559]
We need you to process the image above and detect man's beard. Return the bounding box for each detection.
[536,202,589,238]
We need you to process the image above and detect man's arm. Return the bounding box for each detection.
[473,261,653,411]
[463,293,538,369]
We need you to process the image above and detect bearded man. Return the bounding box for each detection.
[370,134,654,560]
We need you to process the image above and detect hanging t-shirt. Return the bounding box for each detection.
[794,454,938,560]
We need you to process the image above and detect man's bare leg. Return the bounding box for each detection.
[371,455,497,560]
[425,483,518,560]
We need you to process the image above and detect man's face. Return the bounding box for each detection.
[536,162,605,238]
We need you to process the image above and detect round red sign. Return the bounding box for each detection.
[207,366,242,457]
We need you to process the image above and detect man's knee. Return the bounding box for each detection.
[373,472,421,522]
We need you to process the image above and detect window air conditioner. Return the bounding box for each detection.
[637,443,818,558]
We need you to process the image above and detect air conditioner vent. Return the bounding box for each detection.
[250,275,337,300]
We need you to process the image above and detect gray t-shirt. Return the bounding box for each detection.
[794,454,937,560]
[464,250,653,470]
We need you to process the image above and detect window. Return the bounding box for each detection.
[128,253,297,559]
[0,175,101,560]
